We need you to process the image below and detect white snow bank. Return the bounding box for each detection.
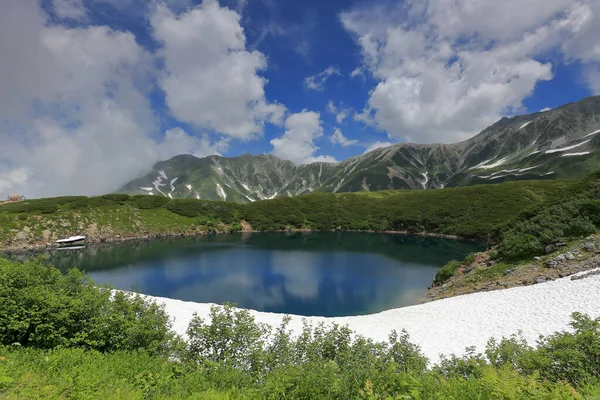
[561,152,591,157]
[186,184,192,191]
[545,140,591,154]
[147,274,600,364]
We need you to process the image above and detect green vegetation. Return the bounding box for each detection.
[498,170,600,260]
[433,260,461,285]
[0,179,573,250]
[1,258,599,399]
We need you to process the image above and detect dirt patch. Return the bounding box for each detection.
[240,220,253,232]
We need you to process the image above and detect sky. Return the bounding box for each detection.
[1,0,599,198]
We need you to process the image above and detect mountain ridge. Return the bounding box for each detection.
[119,95,600,202]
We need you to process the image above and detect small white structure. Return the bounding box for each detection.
[55,235,86,245]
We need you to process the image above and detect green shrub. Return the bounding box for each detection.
[464,252,476,264]
[101,193,131,203]
[434,260,461,285]
[134,195,170,210]
[0,258,175,354]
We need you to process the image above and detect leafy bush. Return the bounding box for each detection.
[464,252,476,264]
[0,260,599,400]
[134,195,170,210]
[434,260,461,285]
[499,172,600,260]
[0,258,174,354]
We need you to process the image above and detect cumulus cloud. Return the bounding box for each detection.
[52,0,87,20]
[363,141,395,154]
[341,0,600,143]
[304,66,341,91]
[151,0,286,140]
[270,111,337,164]
[330,128,358,147]
[157,127,228,160]
[0,0,239,199]
[326,101,352,124]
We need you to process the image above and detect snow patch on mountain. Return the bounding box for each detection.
[421,172,429,189]
[159,170,167,180]
[216,183,227,201]
[561,152,591,157]
[519,121,533,130]
[583,129,600,138]
[518,166,540,173]
[471,157,508,170]
[546,140,591,154]
[170,177,178,192]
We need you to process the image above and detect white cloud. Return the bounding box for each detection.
[326,101,352,124]
[0,0,232,199]
[350,66,366,79]
[540,107,552,112]
[52,0,86,20]
[341,0,600,144]
[304,66,341,91]
[330,128,358,147]
[270,111,337,164]
[363,141,395,154]
[151,0,286,140]
[158,127,228,160]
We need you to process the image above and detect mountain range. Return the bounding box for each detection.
[119,96,600,202]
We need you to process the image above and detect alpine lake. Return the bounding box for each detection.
[37,232,482,317]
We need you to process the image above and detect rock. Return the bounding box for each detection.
[584,242,596,252]
[565,252,575,261]
[545,261,557,268]
[545,245,555,254]
[533,256,541,261]
[486,260,496,267]
[571,270,600,281]
[556,242,566,247]
[503,269,513,276]
[534,277,546,284]
[555,254,566,263]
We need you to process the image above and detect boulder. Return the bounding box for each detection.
[545,245,555,254]
[583,242,596,252]
[565,252,575,261]
[534,277,546,284]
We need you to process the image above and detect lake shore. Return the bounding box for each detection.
[144,269,600,364]
[424,234,600,302]
[0,226,471,255]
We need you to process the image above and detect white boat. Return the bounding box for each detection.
[55,235,86,245]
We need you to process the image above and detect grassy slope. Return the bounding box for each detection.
[0,180,573,250]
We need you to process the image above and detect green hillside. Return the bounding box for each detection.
[0,179,573,251]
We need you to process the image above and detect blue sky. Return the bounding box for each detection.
[1,0,599,197]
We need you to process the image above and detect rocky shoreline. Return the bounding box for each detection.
[0,225,471,255]
[424,235,600,302]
